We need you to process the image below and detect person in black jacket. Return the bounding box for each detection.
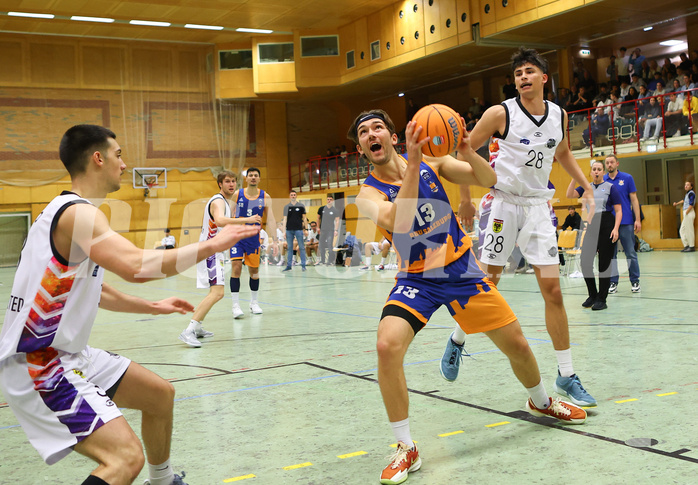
[561,206,582,231]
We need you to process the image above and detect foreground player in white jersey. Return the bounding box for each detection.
[441,47,598,407]
[0,125,258,485]
[178,170,259,347]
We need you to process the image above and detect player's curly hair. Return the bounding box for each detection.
[511,47,549,74]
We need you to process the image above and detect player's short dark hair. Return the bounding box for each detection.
[568,206,576,210]
[59,124,116,176]
[217,170,236,186]
[246,167,261,176]
[165,228,171,233]
[347,109,396,145]
[511,47,548,74]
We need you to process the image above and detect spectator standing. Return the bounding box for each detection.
[317,194,341,265]
[503,75,518,99]
[673,180,695,252]
[606,55,619,85]
[604,155,642,294]
[617,47,631,84]
[628,48,645,77]
[281,190,308,272]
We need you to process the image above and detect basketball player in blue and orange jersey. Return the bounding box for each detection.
[230,167,276,318]
[349,110,586,485]
[443,47,597,409]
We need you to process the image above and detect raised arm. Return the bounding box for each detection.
[55,203,259,283]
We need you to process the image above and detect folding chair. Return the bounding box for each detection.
[558,229,579,277]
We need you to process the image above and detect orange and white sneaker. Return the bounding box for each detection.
[380,441,421,484]
[526,397,587,424]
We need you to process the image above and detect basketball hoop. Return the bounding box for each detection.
[144,175,157,198]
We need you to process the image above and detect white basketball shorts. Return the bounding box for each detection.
[479,197,559,267]
[0,345,131,464]
[196,251,225,288]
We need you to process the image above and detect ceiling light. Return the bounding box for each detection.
[660,40,683,46]
[130,20,171,27]
[236,28,273,34]
[8,11,55,19]
[184,23,224,30]
[71,16,115,23]
[398,93,405,97]
[580,49,590,55]
[643,26,653,31]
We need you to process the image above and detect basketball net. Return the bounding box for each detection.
[145,181,157,198]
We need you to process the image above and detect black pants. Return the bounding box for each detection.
[318,230,334,264]
[581,212,617,303]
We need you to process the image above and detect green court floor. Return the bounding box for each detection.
[1,250,696,484]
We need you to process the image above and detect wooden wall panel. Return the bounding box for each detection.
[178,50,205,90]
[29,42,77,85]
[425,0,458,45]
[380,5,397,61]
[81,45,127,88]
[131,48,172,88]
[456,0,473,44]
[338,22,356,76]
[0,41,23,84]
[395,0,425,56]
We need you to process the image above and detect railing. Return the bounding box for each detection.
[290,89,698,192]
[567,88,697,157]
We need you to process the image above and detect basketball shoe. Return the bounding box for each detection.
[232,303,244,319]
[439,333,464,382]
[194,324,214,338]
[144,472,188,484]
[380,441,421,484]
[249,301,263,314]
[178,329,201,348]
[554,373,597,407]
[526,397,587,424]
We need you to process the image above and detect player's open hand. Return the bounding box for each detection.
[405,120,430,164]
[458,200,475,227]
[214,224,260,252]
[456,117,472,153]
[152,297,195,314]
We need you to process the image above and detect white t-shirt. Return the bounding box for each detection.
[161,235,175,247]
[259,229,268,249]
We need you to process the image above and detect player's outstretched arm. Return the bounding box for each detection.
[99,282,195,314]
[56,203,259,283]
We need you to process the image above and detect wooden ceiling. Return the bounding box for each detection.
[1,0,696,101]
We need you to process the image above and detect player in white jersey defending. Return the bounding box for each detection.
[178,170,260,347]
[441,47,598,407]
[0,125,258,485]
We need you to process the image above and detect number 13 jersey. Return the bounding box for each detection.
[489,98,564,200]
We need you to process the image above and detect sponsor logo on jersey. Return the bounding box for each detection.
[548,246,558,257]
[493,218,504,233]
[488,253,497,259]
[429,182,438,193]
[420,169,431,180]
[534,131,543,137]
[546,138,556,149]
[519,138,530,145]
[619,180,625,186]
[92,265,100,277]
[388,187,398,201]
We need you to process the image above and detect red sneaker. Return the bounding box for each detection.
[380,441,421,484]
[526,397,587,424]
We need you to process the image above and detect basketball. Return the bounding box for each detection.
[411,104,464,157]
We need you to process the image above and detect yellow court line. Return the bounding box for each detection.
[485,421,510,428]
[657,392,677,397]
[283,462,313,470]
[438,430,464,437]
[223,474,256,482]
[615,398,638,403]
[337,451,367,459]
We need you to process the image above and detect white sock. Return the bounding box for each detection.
[556,349,574,377]
[231,293,239,304]
[390,418,414,448]
[526,380,551,409]
[380,257,386,265]
[451,327,466,346]
[251,291,259,302]
[147,459,174,485]
[363,254,370,265]
[186,319,199,333]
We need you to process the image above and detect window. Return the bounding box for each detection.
[219,50,253,70]
[346,50,355,69]
[300,36,339,57]
[258,43,294,63]
[370,40,380,61]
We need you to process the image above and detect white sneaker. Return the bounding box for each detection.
[178,329,201,348]
[249,301,263,314]
[195,326,214,338]
[232,303,244,319]
[276,260,283,266]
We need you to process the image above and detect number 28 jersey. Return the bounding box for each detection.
[489,98,564,200]
[362,156,471,275]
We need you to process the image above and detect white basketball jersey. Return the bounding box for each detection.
[0,193,105,362]
[489,98,564,200]
[199,193,231,242]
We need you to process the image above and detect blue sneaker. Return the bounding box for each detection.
[554,373,597,407]
[439,334,465,382]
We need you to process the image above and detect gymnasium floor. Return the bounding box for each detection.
[0,250,696,485]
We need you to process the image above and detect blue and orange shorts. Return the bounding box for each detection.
[230,234,261,268]
[382,249,517,334]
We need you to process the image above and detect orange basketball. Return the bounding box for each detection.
[411,104,464,157]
